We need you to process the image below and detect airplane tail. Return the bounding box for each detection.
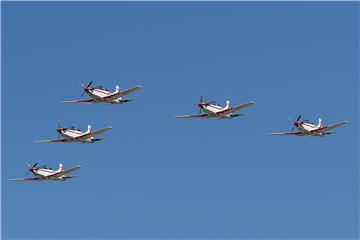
[115,85,120,93]
[87,125,92,134]
[317,118,322,128]
[58,163,64,172]
[225,100,231,110]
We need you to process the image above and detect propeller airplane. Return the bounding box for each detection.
[10,163,81,181]
[269,115,348,137]
[62,81,142,105]
[174,96,255,119]
[36,121,112,144]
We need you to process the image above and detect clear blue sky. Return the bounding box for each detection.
[2,2,358,239]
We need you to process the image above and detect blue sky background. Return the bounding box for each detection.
[2,2,359,239]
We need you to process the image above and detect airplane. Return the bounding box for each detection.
[10,162,81,181]
[268,115,348,137]
[62,81,142,104]
[174,96,255,119]
[36,121,112,144]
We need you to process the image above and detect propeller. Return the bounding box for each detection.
[56,120,61,140]
[291,114,302,132]
[195,96,204,114]
[26,162,38,176]
[80,81,93,97]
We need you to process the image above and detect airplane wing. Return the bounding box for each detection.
[75,126,112,140]
[268,132,306,136]
[35,139,71,144]
[9,177,44,181]
[218,101,255,115]
[49,165,82,179]
[174,114,209,119]
[104,85,142,101]
[312,121,349,134]
[62,99,101,104]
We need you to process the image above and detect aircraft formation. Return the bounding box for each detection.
[10,82,348,181]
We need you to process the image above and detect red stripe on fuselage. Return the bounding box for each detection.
[63,129,82,135]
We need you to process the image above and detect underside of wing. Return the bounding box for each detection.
[35,139,71,143]
[312,121,349,134]
[219,101,255,115]
[49,165,82,179]
[174,114,209,119]
[75,126,112,141]
[62,99,101,104]
[9,177,43,181]
[268,131,306,136]
[105,85,142,100]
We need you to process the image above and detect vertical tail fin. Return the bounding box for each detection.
[318,118,323,128]
[225,100,231,110]
[115,85,120,93]
[87,125,92,133]
[58,163,64,172]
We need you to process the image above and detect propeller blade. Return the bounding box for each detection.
[26,162,38,176]
[80,81,93,97]
[57,120,61,139]
[290,115,301,132]
[87,81,93,88]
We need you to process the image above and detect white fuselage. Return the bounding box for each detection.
[296,119,324,136]
[31,166,66,180]
[200,103,231,118]
[86,88,123,104]
[58,128,93,143]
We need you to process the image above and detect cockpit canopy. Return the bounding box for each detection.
[66,126,82,131]
[208,101,221,106]
[95,85,109,91]
[302,119,315,125]
[40,165,53,170]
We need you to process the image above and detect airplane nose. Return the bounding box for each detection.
[56,128,62,133]
[84,87,90,91]
[293,121,299,126]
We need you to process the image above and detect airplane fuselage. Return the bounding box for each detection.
[86,89,124,104]
[295,121,325,136]
[58,129,95,143]
[200,104,233,118]
[31,168,67,181]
